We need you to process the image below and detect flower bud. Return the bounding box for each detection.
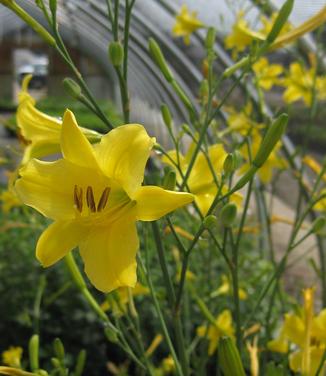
[223,154,235,175]
[203,215,218,230]
[74,350,87,376]
[163,166,176,191]
[218,337,246,376]
[266,0,294,44]
[63,78,82,99]
[49,0,57,15]
[199,79,209,99]
[51,357,61,368]
[108,41,124,67]
[205,27,216,50]
[220,203,237,227]
[104,326,119,343]
[253,114,288,168]
[29,334,39,371]
[161,104,173,131]
[148,38,174,83]
[311,216,326,234]
[53,338,65,360]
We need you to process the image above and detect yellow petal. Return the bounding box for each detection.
[36,221,85,267]
[61,110,99,169]
[95,124,155,196]
[79,210,138,292]
[15,158,102,220]
[134,186,193,221]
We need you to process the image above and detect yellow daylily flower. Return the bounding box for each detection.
[1,346,23,368]
[0,171,22,213]
[226,103,264,136]
[15,110,193,292]
[269,288,326,376]
[281,62,326,106]
[197,309,235,355]
[162,143,241,216]
[240,134,286,184]
[259,12,292,37]
[172,5,204,45]
[211,274,247,300]
[17,75,101,164]
[314,189,326,212]
[252,57,283,90]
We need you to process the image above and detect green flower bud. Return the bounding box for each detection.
[218,337,246,376]
[108,41,124,67]
[63,78,82,99]
[51,357,61,369]
[49,0,57,15]
[148,38,174,83]
[205,27,216,49]
[161,104,172,130]
[253,114,288,168]
[223,154,235,175]
[199,79,209,99]
[53,338,65,360]
[203,215,218,230]
[220,203,237,227]
[29,334,39,372]
[163,166,176,191]
[312,217,326,234]
[266,0,294,44]
[104,326,119,343]
[74,350,87,376]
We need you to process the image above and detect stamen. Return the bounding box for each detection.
[86,186,96,212]
[74,185,83,212]
[97,187,111,212]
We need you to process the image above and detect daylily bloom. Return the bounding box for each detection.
[252,57,283,91]
[268,287,326,376]
[0,171,22,213]
[172,5,204,45]
[197,309,235,355]
[15,110,193,292]
[281,62,326,106]
[240,134,286,184]
[226,103,264,136]
[1,346,23,368]
[17,75,101,164]
[162,143,242,216]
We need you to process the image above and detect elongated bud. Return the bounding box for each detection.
[53,338,65,360]
[311,217,326,234]
[205,27,216,49]
[49,0,57,16]
[199,79,209,99]
[218,337,246,376]
[108,41,124,67]
[51,357,61,368]
[29,334,39,371]
[161,104,173,131]
[148,38,174,82]
[104,326,119,343]
[171,80,195,114]
[266,0,294,44]
[223,154,235,175]
[203,215,218,230]
[220,203,237,227]
[163,166,176,190]
[74,350,87,376]
[63,78,82,99]
[253,114,288,168]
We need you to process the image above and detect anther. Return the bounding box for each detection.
[97,187,111,212]
[86,186,96,212]
[73,185,83,212]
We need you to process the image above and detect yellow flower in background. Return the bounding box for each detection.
[281,62,326,106]
[0,171,22,213]
[303,155,326,182]
[1,346,23,368]
[162,143,241,216]
[226,103,264,136]
[211,274,247,300]
[240,134,286,184]
[17,74,101,164]
[101,283,149,314]
[252,57,283,90]
[15,110,193,292]
[268,288,326,376]
[197,309,235,355]
[259,12,292,37]
[172,5,204,45]
[314,189,326,212]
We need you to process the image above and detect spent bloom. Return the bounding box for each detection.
[197,310,235,355]
[172,5,204,45]
[17,74,101,164]
[268,287,326,376]
[1,346,23,368]
[162,143,242,216]
[15,110,193,292]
